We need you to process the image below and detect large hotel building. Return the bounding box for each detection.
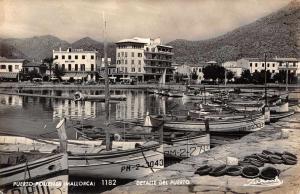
[115,37,174,82]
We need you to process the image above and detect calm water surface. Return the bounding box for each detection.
[0,89,196,139]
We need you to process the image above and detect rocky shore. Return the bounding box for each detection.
[105,115,300,194]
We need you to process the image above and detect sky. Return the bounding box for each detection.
[0,0,291,43]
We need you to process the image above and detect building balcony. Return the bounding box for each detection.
[144,65,174,70]
[144,50,174,56]
[144,58,173,62]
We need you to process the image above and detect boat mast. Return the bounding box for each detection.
[264,53,267,106]
[103,12,111,151]
[285,60,289,92]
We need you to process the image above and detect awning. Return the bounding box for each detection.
[0,72,18,79]
[74,72,88,80]
[61,72,88,80]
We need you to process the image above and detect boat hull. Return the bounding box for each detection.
[163,134,210,158]
[68,143,164,179]
[270,111,295,122]
[0,153,68,194]
[163,114,265,133]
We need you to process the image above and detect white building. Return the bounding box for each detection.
[0,57,25,80]
[53,48,98,80]
[222,61,247,78]
[115,37,174,82]
[174,62,209,83]
[237,58,279,74]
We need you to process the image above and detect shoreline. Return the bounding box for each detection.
[0,82,299,90]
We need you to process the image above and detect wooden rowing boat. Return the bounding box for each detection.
[145,113,265,133]
[0,153,68,194]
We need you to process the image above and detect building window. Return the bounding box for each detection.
[121,52,124,57]
[199,68,202,72]
[267,63,270,67]
[250,63,252,67]
[138,68,141,72]
[62,64,65,70]
[55,55,58,59]
[138,60,141,65]
[55,64,58,69]
[131,60,134,65]
[82,55,85,59]
[0,65,6,69]
[68,55,71,60]
[15,65,19,70]
[125,60,127,64]
[262,63,264,67]
[255,63,258,67]
[255,70,258,72]
[80,64,85,71]
[125,52,127,57]
[273,63,275,67]
[131,68,135,72]
[131,52,134,57]
[138,53,142,57]
[75,64,78,71]
[68,64,71,71]
[62,55,65,59]
[272,70,275,73]
[91,55,94,59]
[75,55,78,59]
[91,64,94,71]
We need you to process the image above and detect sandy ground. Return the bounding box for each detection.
[105,114,300,194]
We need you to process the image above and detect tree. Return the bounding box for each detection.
[240,69,252,83]
[273,71,297,84]
[252,70,271,84]
[226,70,234,81]
[203,65,225,83]
[26,69,41,81]
[43,57,54,78]
[190,70,198,80]
[53,66,65,80]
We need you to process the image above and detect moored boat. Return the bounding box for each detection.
[0,152,68,194]
[145,113,265,133]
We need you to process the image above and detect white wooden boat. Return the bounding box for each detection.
[73,91,126,101]
[144,113,265,133]
[229,101,265,112]
[0,135,164,179]
[182,92,214,101]
[163,133,210,158]
[168,91,183,97]
[0,153,68,194]
[270,110,295,122]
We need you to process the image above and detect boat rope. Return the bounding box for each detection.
[140,149,154,173]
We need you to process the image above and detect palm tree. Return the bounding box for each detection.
[43,57,54,79]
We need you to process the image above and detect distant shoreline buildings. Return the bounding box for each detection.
[0,37,299,83]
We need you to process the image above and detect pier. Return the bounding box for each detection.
[105,116,300,194]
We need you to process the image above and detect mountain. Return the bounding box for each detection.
[71,37,116,63]
[1,35,70,61]
[168,1,300,64]
[0,40,27,59]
